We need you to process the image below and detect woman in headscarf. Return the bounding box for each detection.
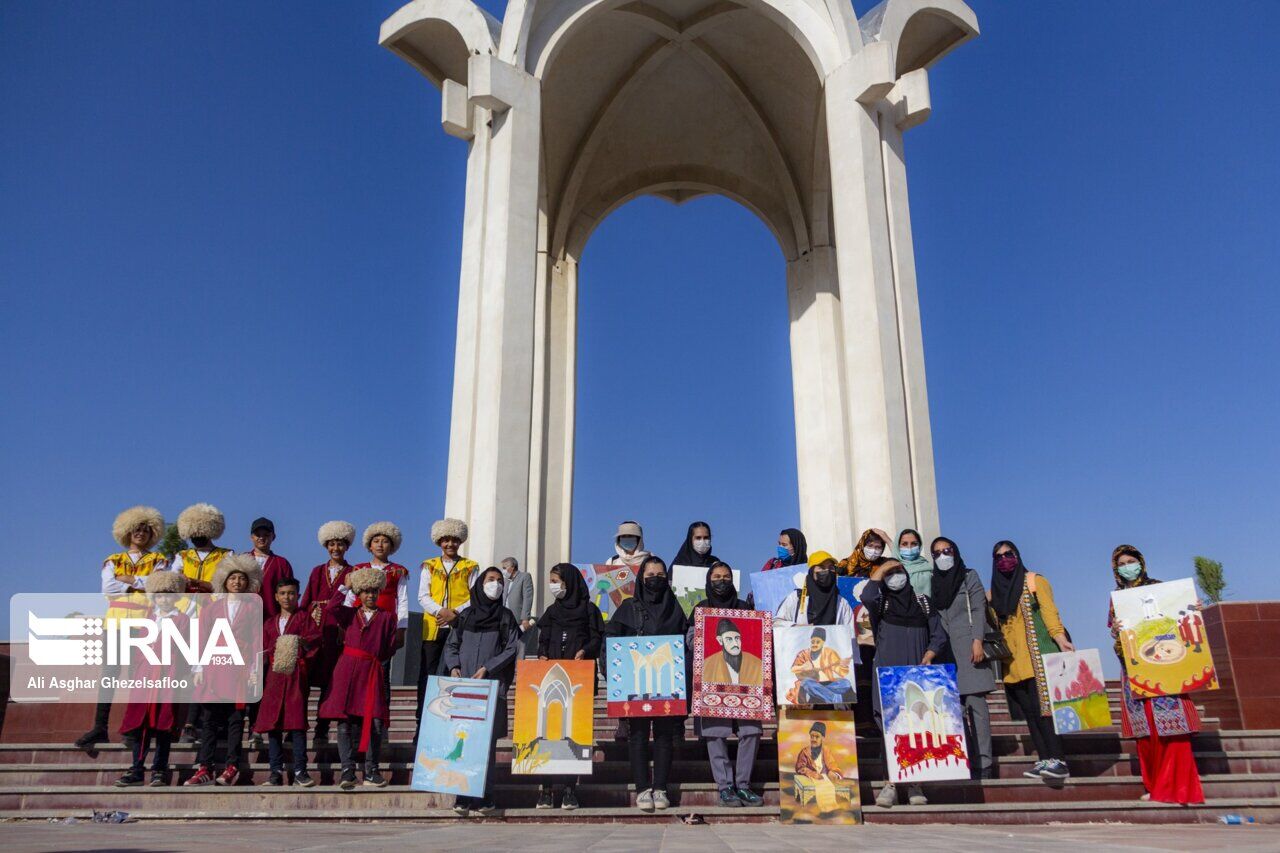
[774,552,854,628]
[605,520,650,568]
[860,557,949,808]
[671,521,719,569]
[837,528,892,730]
[895,529,934,598]
[533,563,604,810]
[444,566,521,816]
[1108,545,1205,804]
[838,528,892,578]
[760,528,807,571]
[989,540,1073,782]
[685,561,764,808]
[606,556,688,812]
[928,537,996,779]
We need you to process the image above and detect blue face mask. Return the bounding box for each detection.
[776,546,791,560]
[900,546,921,562]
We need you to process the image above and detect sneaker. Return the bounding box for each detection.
[183,765,215,786]
[294,770,316,788]
[875,783,897,808]
[636,788,655,811]
[1022,760,1047,779]
[148,771,168,787]
[262,771,284,787]
[560,786,579,810]
[652,789,669,810]
[114,770,145,787]
[215,765,240,786]
[178,726,197,744]
[75,727,108,750]
[363,770,389,788]
[339,770,358,791]
[452,798,470,815]
[536,786,554,809]
[907,784,928,806]
[719,787,743,807]
[474,800,497,815]
[735,786,763,807]
[1040,759,1070,780]
[250,733,264,749]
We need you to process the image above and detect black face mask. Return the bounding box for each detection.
[643,575,668,593]
[710,579,734,597]
[812,570,836,590]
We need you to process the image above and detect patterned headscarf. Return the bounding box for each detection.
[1107,544,1159,659]
[839,528,892,577]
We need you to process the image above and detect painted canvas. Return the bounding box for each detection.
[877,664,970,783]
[1111,578,1218,698]
[777,708,862,825]
[691,607,774,720]
[774,624,856,706]
[672,564,742,616]
[575,563,636,621]
[605,634,686,717]
[749,567,805,616]
[411,676,498,797]
[1043,649,1112,734]
[511,659,595,774]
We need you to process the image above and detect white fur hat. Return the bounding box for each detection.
[112,506,165,549]
[272,634,299,675]
[347,566,387,595]
[145,571,186,595]
[177,503,225,540]
[317,520,356,547]
[431,518,468,546]
[212,553,263,594]
[363,521,403,554]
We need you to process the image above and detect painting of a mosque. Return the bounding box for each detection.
[606,635,687,717]
[511,659,595,774]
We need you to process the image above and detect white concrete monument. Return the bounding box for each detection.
[380,0,979,583]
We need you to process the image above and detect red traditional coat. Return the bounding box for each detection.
[254,609,322,733]
[317,593,396,723]
[350,561,409,616]
[301,562,352,688]
[191,596,259,705]
[119,610,191,734]
[255,553,295,618]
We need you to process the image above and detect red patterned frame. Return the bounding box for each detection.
[691,607,775,720]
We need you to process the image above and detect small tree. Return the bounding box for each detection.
[1193,556,1227,604]
[159,523,187,559]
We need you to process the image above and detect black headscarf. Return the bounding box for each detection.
[804,562,840,625]
[465,567,508,631]
[928,536,968,611]
[539,562,591,632]
[989,540,1028,621]
[671,521,719,568]
[780,528,808,567]
[629,557,687,635]
[878,566,929,627]
[694,561,749,611]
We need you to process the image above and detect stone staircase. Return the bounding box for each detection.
[2,680,1278,824]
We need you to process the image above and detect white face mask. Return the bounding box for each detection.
[692,537,711,555]
[864,545,884,561]
[935,555,956,572]
[885,573,909,592]
[483,580,503,600]
[549,582,566,599]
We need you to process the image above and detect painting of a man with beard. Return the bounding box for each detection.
[702,617,763,687]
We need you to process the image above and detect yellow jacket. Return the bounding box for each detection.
[993,572,1066,683]
[174,547,231,584]
[419,556,478,641]
[104,551,168,623]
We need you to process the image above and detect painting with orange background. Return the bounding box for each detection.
[1111,578,1218,699]
[511,659,595,774]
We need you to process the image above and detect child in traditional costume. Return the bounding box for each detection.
[173,503,232,743]
[320,566,398,789]
[254,576,321,786]
[77,505,170,750]
[113,570,190,787]
[184,554,263,787]
[352,521,410,647]
[300,520,356,745]
[415,518,477,734]
[245,516,294,745]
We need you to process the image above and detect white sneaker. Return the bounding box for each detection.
[875,783,896,808]
[652,789,669,810]
[637,788,655,811]
[907,784,927,806]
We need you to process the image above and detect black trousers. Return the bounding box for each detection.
[1005,678,1064,761]
[196,703,246,769]
[416,632,449,729]
[129,730,171,773]
[628,716,682,793]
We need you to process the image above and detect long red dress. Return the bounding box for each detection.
[254,610,322,733]
[1122,687,1205,804]
[300,562,351,690]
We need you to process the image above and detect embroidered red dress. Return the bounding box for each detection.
[300,562,352,690]
[254,610,322,733]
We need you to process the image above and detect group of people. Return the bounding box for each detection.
[87,506,1206,813]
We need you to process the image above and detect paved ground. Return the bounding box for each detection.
[5,822,1280,852]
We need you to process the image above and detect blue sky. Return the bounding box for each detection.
[2,1,1277,673]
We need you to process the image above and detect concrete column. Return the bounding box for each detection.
[823,54,920,537]
[788,248,856,559]
[453,57,543,569]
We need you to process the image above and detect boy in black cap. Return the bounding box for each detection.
[248,517,295,619]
